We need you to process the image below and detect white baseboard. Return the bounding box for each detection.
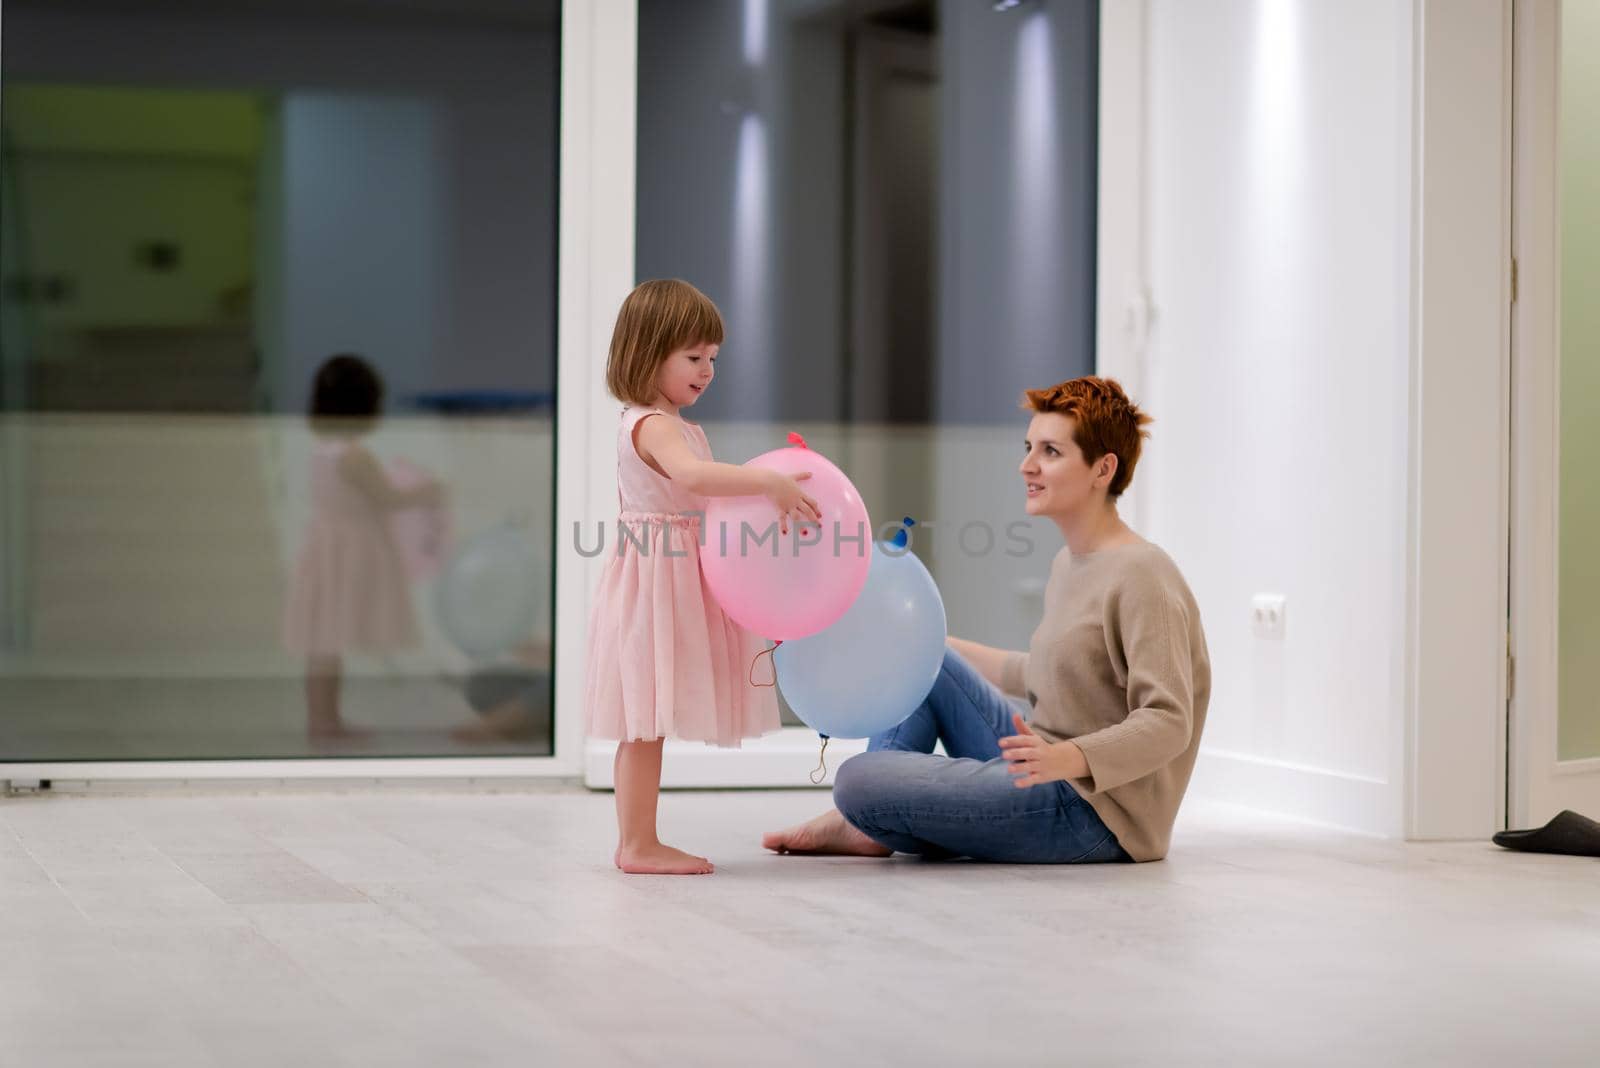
[584,728,870,789]
[1188,748,1399,838]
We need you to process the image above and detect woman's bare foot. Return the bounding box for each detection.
[614,842,715,875]
[761,809,893,857]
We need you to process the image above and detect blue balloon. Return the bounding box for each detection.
[435,526,544,660]
[773,543,946,739]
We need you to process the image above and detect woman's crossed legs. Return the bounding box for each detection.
[763,649,1128,864]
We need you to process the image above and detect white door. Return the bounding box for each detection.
[1508,0,1600,825]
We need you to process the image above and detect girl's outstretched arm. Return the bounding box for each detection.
[338,446,445,510]
[635,415,820,529]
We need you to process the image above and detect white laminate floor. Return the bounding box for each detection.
[2,785,1595,1067]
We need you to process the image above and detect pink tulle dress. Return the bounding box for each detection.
[282,439,420,657]
[583,406,780,747]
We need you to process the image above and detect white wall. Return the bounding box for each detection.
[1138,0,1415,834]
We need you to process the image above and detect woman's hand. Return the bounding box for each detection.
[999,714,1089,788]
[765,471,821,535]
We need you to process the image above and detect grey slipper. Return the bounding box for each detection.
[1492,810,1600,858]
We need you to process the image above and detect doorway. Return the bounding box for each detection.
[1508,0,1600,826]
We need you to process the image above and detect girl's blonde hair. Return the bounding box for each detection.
[606,279,725,406]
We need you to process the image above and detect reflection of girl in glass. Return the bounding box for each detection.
[283,354,442,740]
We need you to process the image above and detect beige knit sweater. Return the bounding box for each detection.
[1000,541,1211,861]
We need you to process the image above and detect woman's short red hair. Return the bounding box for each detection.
[1020,376,1153,498]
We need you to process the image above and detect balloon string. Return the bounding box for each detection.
[809,736,830,785]
[748,641,781,688]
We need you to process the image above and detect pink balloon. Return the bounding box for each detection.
[386,458,454,582]
[700,439,872,641]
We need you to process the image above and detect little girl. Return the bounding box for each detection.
[585,279,819,875]
[282,354,442,741]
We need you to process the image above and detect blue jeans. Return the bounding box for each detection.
[831,649,1132,863]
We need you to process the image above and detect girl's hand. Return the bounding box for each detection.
[415,481,447,508]
[999,713,1088,788]
[765,471,821,535]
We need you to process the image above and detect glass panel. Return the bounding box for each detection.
[636,0,1098,727]
[1559,0,1600,761]
[0,1,560,761]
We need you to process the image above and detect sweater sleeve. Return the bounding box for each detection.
[1000,650,1030,699]
[1069,569,1196,795]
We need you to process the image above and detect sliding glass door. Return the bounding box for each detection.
[0,1,561,767]
[594,0,1100,785]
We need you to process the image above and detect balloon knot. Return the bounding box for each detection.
[787,432,809,450]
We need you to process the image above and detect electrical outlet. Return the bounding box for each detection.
[1252,594,1286,640]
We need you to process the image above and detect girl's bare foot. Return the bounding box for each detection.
[614,842,715,875]
[307,720,372,742]
[761,809,893,857]
[450,704,538,743]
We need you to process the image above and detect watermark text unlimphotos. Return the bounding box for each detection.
[570,513,1038,560]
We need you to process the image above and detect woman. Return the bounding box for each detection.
[763,376,1211,863]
